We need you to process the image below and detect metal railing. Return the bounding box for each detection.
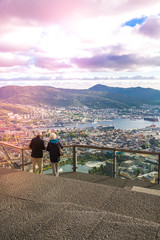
[0,141,160,183]
[0,142,31,171]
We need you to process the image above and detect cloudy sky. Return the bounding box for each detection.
[0,0,160,89]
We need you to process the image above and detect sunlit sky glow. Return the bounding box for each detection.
[1,0,160,89]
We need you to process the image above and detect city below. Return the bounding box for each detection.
[0,103,160,183]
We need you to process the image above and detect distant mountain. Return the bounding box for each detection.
[89,84,160,103]
[0,85,159,109]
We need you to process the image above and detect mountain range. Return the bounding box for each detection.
[0,84,160,110]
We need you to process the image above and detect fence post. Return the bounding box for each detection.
[113,149,116,178]
[73,145,77,172]
[158,154,160,184]
[22,149,24,171]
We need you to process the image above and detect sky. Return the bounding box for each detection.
[0,0,160,90]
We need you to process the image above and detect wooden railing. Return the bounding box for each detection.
[0,141,160,183]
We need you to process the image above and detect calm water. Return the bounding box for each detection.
[43,163,91,175]
[53,118,160,131]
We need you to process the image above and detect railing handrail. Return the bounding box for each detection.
[74,144,160,156]
[0,141,160,156]
[0,141,160,184]
[0,141,23,150]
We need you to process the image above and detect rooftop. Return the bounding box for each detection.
[0,168,160,239]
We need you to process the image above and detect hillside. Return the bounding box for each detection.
[0,85,158,109]
[89,84,160,104]
[0,101,29,116]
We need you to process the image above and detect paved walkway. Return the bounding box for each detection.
[0,168,160,239]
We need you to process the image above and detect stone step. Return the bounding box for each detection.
[131,186,160,196]
[1,169,160,224]
[0,193,159,240]
[1,168,160,239]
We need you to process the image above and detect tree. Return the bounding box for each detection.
[141,143,148,149]
[136,169,142,176]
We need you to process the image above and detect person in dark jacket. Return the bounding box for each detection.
[29,131,45,174]
[46,133,63,176]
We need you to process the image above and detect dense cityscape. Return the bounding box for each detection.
[0,103,160,183]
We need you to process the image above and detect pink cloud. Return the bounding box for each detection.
[138,17,160,38]
[35,57,72,70]
[114,0,160,13]
[71,53,160,71]
[0,42,30,53]
[0,0,160,25]
[0,0,87,25]
[0,56,29,67]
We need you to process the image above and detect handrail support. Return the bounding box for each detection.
[22,149,24,171]
[73,145,77,172]
[113,149,116,178]
[158,154,160,184]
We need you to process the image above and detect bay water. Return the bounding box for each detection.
[53,118,160,131]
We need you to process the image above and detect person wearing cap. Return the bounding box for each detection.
[29,131,45,174]
[46,133,63,176]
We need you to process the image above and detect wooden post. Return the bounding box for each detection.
[73,145,77,172]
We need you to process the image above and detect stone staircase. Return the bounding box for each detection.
[0,168,160,239]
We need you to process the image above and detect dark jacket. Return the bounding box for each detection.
[29,136,45,158]
[46,139,63,163]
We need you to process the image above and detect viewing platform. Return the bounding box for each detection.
[1,141,160,238]
[0,168,160,239]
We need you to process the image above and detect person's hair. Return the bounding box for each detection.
[50,133,57,140]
